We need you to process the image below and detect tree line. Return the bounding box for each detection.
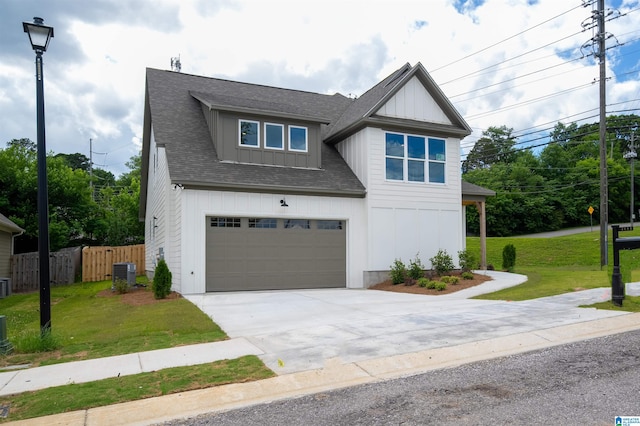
[463,114,640,237]
[0,138,144,253]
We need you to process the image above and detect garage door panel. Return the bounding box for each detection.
[206,217,346,291]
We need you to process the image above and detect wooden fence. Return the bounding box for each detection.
[9,244,146,293]
[82,244,145,283]
[11,246,82,293]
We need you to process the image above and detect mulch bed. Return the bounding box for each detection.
[369,271,493,296]
[97,286,182,306]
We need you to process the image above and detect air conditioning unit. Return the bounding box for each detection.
[112,262,136,288]
[0,278,11,299]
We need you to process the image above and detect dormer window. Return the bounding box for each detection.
[289,126,308,152]
[265,123,284,150]
[239,120,259,147]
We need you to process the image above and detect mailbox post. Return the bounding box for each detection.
[610,225,640,306]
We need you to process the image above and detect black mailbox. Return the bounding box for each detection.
[611,225,640,306]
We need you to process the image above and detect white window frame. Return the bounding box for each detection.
[239,119,260,147]
[264,122,284,150]
[384,132,446,184]
[288,125,308,152]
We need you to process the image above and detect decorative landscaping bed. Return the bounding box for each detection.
[370,271,493,296]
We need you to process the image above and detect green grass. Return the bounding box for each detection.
[0,279,275,422]
[0,280,227,367]
[585,295,640,312]
[0,355,274,422]
[467,227,640,302]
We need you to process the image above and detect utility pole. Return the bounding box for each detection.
[625,132,637,227]
[89,138,93,201]
[597,0,608,267]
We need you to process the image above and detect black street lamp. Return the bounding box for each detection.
[23,17,54,334]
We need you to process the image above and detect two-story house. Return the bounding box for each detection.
[140,62,478,294]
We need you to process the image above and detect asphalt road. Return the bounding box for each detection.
[161,329,640,425]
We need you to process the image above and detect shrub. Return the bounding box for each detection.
[461,271,474,280]
[113,278,129,294]
[434,281,447,291]
[458,249,477,272]
[426,280,438,289]
[408,253,425,280]
[389,259,407,285]
[502,244,516,272]
[417,277,430,288]
[153,259,173,299]
[441,275,459,285]
[430,249,454,276]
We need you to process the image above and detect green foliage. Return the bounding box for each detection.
[113,278,129,294]
[461,271,474,280]
[153,260,172,299]
[502,244,516,271]
[389,259,407,284]
[434,281,447,291]
[0,140,144,251]
[441,275,459,285]
[463,115,640,237]
[458,249,477,272]
[430,249,454,276]
[417,277,430,288]
[13,327,60,354]
[407,253,425,280]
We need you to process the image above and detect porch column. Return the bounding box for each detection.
[475,201,487,270]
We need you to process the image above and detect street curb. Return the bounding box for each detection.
[7,312,640,426]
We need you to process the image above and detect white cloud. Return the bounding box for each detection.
[3,0,640,176]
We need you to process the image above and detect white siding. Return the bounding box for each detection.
[179,191,367,294]
[336,129,370,187]
[144,126,182,291]
[366,127,463,270]
[377,76,452,125]
[333,125,464,272]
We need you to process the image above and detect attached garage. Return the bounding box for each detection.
[205,216,346,291]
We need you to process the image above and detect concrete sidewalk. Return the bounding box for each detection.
[4,273,640,425]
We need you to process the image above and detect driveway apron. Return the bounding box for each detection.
[185,271,630,374]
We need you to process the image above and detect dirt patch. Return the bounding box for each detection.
[369,272,493,296]
[97,286,181,306]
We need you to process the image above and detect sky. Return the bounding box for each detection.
[2,0,640,178]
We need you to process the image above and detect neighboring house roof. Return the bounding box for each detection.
[0,213,23,234]
[140,63,472,218]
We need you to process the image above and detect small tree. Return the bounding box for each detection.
[458,249,477,272]
[408,253,425,280]
[153,259,172,299]
[389,259,407,285]
[430,249,454,276]
[502,244,516,272]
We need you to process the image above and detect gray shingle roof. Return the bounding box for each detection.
[142,68,364,201]
[140,64,474,218]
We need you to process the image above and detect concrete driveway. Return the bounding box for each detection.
[185,271,627,374]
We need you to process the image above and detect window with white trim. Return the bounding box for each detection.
[385,132,446,183]
[264,123,284,150]
[289,126,308,152]
[239,120,259,147]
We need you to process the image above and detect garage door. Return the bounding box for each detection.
[206,217,346,291]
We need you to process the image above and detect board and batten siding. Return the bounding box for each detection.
[178,190,367,294]
[336,124,463,271]
[366,127,463,269]
[377,76,452,125]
